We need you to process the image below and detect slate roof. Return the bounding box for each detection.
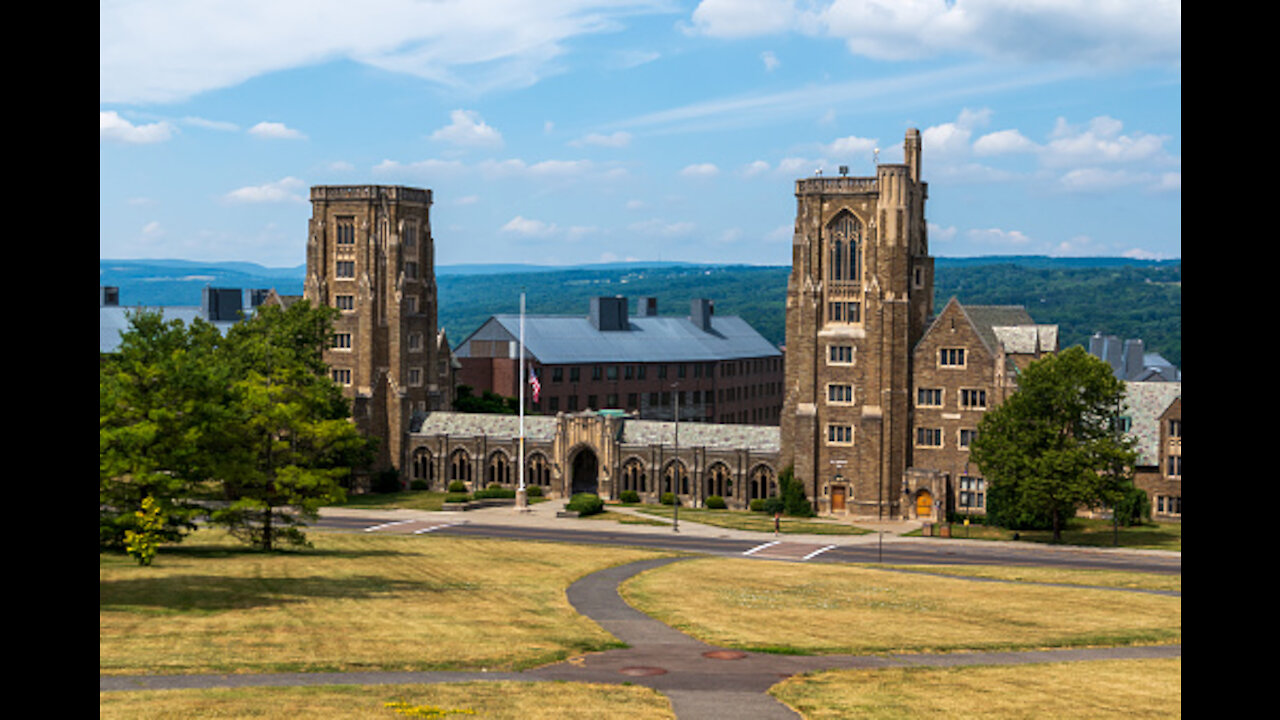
[411,411,780,452]
[457,314,782,364]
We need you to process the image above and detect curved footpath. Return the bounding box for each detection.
[101,502,1181,718]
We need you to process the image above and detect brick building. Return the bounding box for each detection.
[454,296,784,425]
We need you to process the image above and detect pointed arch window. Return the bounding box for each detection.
[827,212,862,282]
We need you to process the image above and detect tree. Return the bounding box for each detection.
[968,346,1137,542]
[453,384,517,414]
[100,309,229,549]
[205,302,373,551]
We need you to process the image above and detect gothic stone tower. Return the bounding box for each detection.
[305,185,442,474]
[780,130,934,519]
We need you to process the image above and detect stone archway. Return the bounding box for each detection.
[570,447,599,495]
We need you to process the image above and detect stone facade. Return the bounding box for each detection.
[781,129,934,520]
[406,411,781,508]
[304,185,447,472]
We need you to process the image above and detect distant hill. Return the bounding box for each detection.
[99,256,1181,368]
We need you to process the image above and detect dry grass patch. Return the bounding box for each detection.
[770,657,1181,719]
[620,558,1179,655]
[100,530,665,675]
[878,564,1181,593]
[101,680,675,720]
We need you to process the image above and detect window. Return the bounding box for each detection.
[408,368,422,386]
[827,212,862,281]
[658,365,667,379]
[827,301,861,324]
[567,395,578,411]
[939,348,966,367]
[678,364,687,379]
[332,333,352,350]
[552,367,564,383]
[404,222,418,248]
[960,388,987,409]
[336,294,355,311]
[917,388,942,407]
[915,427,942,447]
[587,395,597,408]
[625,365,634,380]
[336,217,355,245]
[336,261,355,278]
[959,477,985,508]
[408,333,422,352]
[959,429,978,448]
[570,367,580,382]
[332,368,352,385]
[405,261,418,279]
[827,425,853,445]
[1157,495,1182,515]
[827,384,854,404]
[828,345,854,364]
[549,397,559,412]
[606,366,618,381]
[1169,419,1181,438]
[627,393,638,409]
[606,394,617,407]
[1167,455,1182,478]
[406,295,418,314]
[637,365,647,380]
[593,366,602,381]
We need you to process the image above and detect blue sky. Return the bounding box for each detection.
[100,1,1181,268]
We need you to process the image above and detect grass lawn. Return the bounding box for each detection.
[770,657,1181,720]
[879,564,1181,593]
[917,518,1181,551]
[100,529,666,676]
[620,558,1180,656]
[101,681,676,720]
[627,505,873,535]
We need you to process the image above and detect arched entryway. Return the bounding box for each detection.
[570,447,599,495]
[916,490,934,519]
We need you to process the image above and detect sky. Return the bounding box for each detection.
[100,1,1181,269]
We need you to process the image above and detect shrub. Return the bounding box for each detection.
[372,469,403,494]
[444,492,471,504]
[409,479,429,491]
[660,492,676,506]
[705,495,727,509]
[473,486,516,500]
[526,485,543,497]
[567,493,604,516]
[749,498,766,512]
[762,496,785,516]
[778,466,814,517]
[447,480,468,493]
[619,490,640,504]
[1112,483,1152,526]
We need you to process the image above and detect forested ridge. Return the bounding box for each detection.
[100,258,1181,369]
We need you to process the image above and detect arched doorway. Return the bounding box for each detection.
[570,447,599,495]
[916,489,933,519]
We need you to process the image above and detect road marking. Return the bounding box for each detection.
[413,521,466,534]
[743,541,781,556]
[801,544,837,560]
[364,520,416,533]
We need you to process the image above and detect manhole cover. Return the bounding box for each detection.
[702,650,747,660]
[619,666,667,676]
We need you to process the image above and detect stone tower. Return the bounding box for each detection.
[779,130,934,519]
[304,185,443,474]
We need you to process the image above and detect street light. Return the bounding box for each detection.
[672,383,680,533]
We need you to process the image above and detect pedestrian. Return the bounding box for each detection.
[774,511,780,537]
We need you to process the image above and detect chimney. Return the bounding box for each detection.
[202,287,244,322]
[639,297,658,316]
[100,286,119,307]
[589,296,629,331]
[1123,339,1145,381]
[690,298,714,331]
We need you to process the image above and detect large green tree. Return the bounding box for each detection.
[100,310,229,549]
[101,301,373,553]
[968,346,1138,542]
[205,301,373,551]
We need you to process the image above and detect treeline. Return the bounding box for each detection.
[438,261,1181,369]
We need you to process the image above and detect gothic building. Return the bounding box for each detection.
[304,185,449,472]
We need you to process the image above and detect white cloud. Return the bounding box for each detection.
[431,110,503,149]
[223,177,307,203]
[501,215,557,236]
[680,163,720,177]
[100,111,173,143]
[687,0,1180,67]
[825,135,877,158]
[742,160,771,177]
[248,121,306,140]
[761,50,779,71]
[1042,116,1172,167]
[182,116,239,131]
[973,128,1036,156]
[101,1,678,104]
[966,227,1032,247]
[570,131,632,148]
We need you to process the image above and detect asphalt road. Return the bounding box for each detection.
[313,513,1182,576]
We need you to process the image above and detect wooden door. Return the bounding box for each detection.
[916,490,933,518]
[831,486,846,511]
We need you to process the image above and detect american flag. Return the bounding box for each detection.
[529,367,541,403]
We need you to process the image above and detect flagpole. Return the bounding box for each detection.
[517,291,528,511]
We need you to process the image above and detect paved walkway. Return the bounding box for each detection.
[101,502,1181,717]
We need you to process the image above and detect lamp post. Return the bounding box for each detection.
[672,383,680,533]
